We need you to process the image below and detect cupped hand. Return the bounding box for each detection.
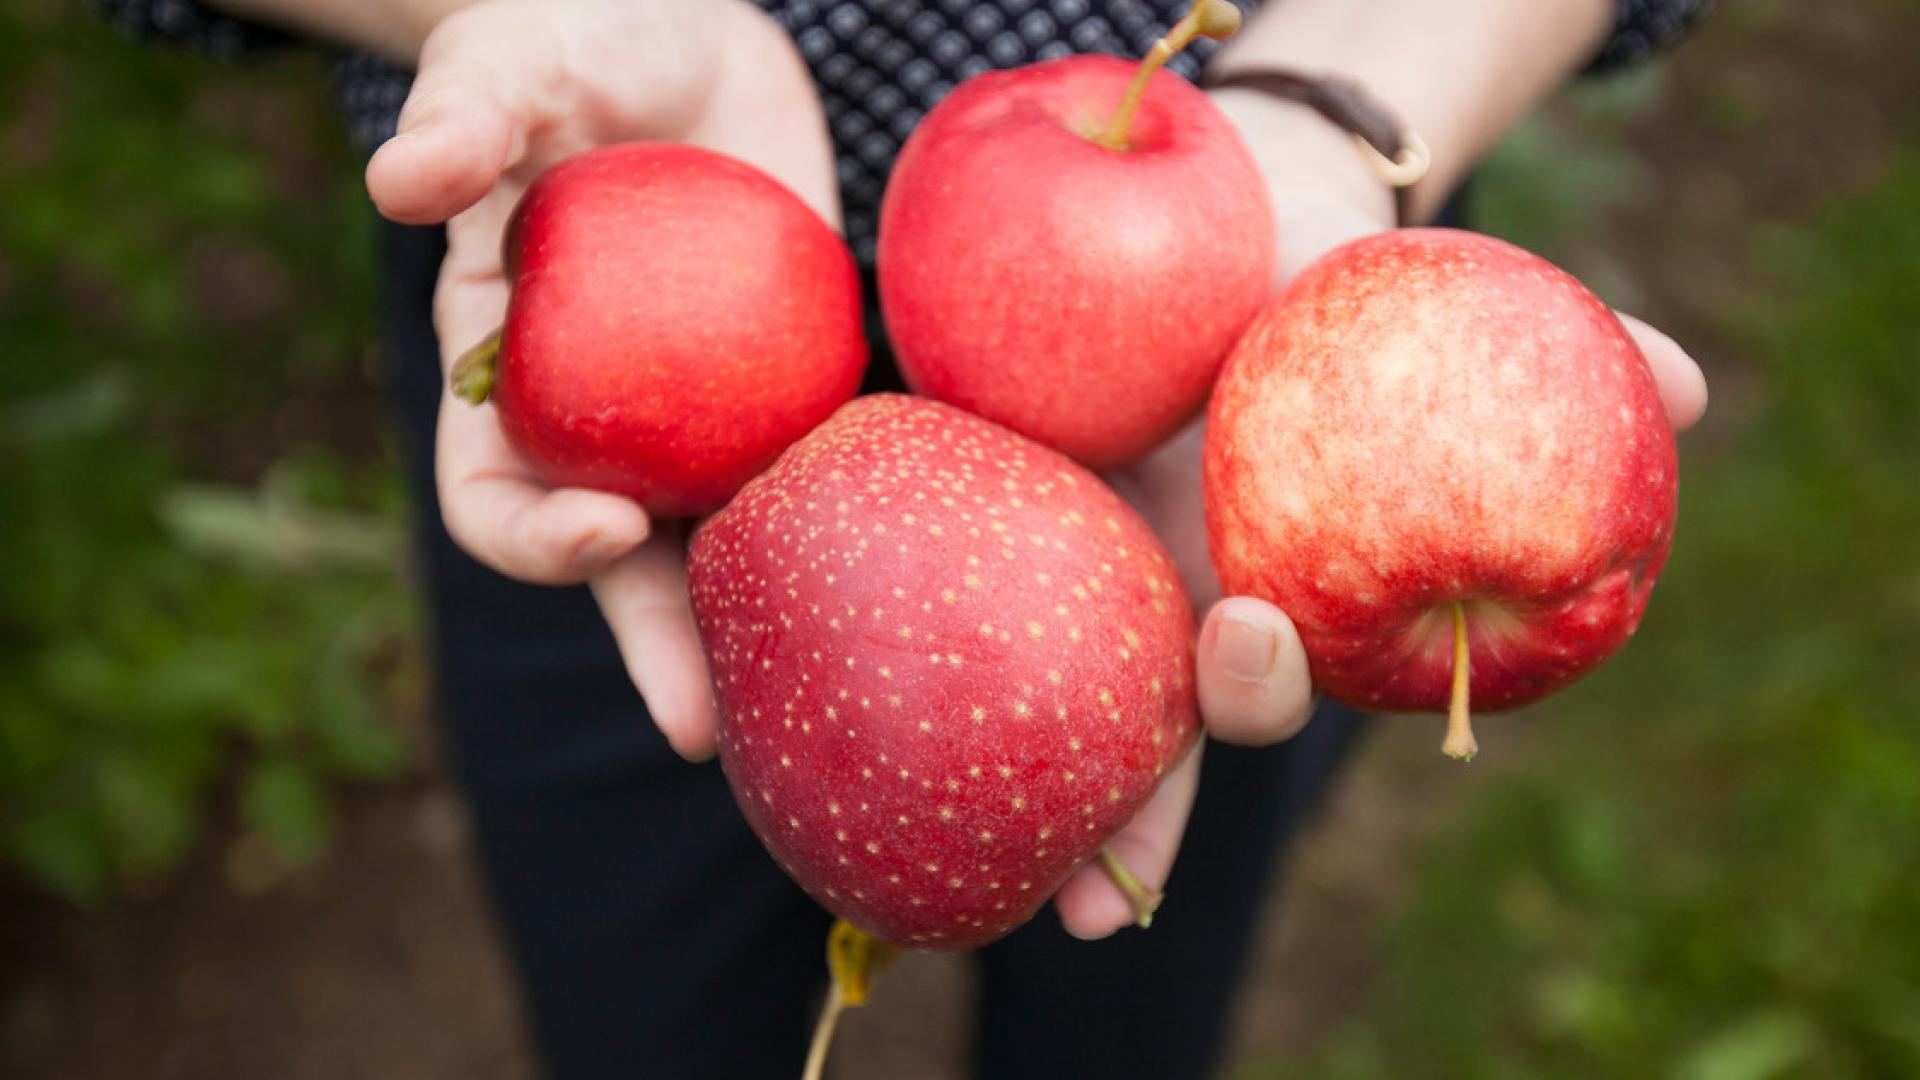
[366,0,838,759]
[1051,91,1710,939]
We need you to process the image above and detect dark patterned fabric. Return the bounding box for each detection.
[93,0,1712,255]
[91,0,288,56]
[1590,0,1708,70]
[771,0,1224,258]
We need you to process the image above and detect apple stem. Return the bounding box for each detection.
[1443,601,1478,761]
[802,919,895,1080]
[801,985,846,1080]
[450,328,502,405]
[1093,0,1243,151]
[1096,845,1163,929]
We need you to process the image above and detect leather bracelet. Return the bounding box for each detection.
[1202,68,1432,228]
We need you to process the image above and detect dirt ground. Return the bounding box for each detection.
[4,6,1913,1078]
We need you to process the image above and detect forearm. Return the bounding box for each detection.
[203,0,471,60]
[1212,0,1614,224]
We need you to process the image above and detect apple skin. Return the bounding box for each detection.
[688,395,1199,949]
[1205,228,1679,715]
[493,142,866,519]
[878,55,1274,471]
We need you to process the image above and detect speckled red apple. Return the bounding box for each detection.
[688,395,1200,948]
[1205,229,1679,758]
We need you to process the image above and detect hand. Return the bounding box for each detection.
[1051,91,1710,938]
[365,0,838,759]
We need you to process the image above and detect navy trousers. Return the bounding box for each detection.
[377,220,1366,1079]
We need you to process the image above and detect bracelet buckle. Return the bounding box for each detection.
[1203,67,1430,227]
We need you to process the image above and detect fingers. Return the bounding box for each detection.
[364,9,536,224]
[433,209,514,370]
[591,529,720,762]
[1618,312,1710,432]
[431,210,647,585]
[1054,743,1204,940]
[1195,597,1315,746]
[1053,597,1310,938]
[439,466,651,584]
[425,187,657,587]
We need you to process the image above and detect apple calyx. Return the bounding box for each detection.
[1092,0,1243,151]
[450,328,503,405]
[1098,846,1165,929]
[1443,600,1479,761]
[803,919,896,1080]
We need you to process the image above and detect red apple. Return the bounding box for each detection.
[877,11,1273,470]
[688,394,1200,948]
[1205,228,1679,758]
[456,141,866,519]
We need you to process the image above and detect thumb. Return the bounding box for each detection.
[1196,597,1316,745]
[1617,312,1710,432]
[364,9,538,225]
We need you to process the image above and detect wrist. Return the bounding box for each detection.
[397,0,479,58]
[1210,87,1397,279]
[1211,87,1397,226]
[1210,0,1615,225]
[210,0,478,60]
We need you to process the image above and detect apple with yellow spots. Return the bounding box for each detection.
[688,394,1200,951]
[1205,228,1680,759]
[876,0,1272,469]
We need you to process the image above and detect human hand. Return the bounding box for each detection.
[1051,91,1710,938]
[365,0,838,759]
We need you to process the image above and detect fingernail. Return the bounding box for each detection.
[573,532,634,566]
[1059,909,1115,943]
[1216,614,1277,683]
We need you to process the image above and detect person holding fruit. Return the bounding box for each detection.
[100,0,1713,1076]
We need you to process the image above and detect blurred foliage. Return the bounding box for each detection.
[1469,64,1667,262]
[0,0,418,901]
[1247,125,1920,1080]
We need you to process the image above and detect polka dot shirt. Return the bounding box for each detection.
[93,0,1710,259]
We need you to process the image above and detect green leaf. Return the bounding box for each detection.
[312,686,409,779]
[1672,1010,1820,1080]
[0,698,70,784]
[239,757,331,864]
[154,486,286,567]
[157,481,401,571]
[95,752,196,870]
[2,370,132,445]
[7,808,110,904]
